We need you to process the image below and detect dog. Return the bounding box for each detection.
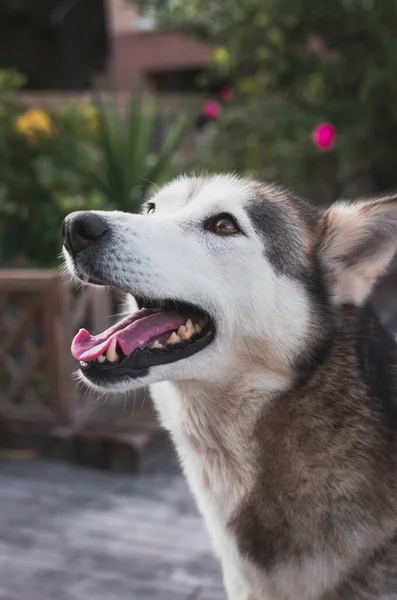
[63,174,397,600]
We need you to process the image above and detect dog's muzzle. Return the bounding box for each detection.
[62,210,216,386]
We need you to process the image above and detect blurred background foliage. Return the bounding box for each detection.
[0,70,189,267]
[140,0,397,204]
[0,70,101,266]
[87,93,189,212]
[3,0,397,265]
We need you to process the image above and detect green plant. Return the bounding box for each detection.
[0,71,102,267]
[85,93,189,211]
[0,69,26,123]
[0,73,190,266]
[141,0,397,203]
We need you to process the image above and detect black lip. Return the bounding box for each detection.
[68,259,216,384]
[80,324,215,385]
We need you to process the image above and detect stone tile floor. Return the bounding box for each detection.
[0,452,225,600]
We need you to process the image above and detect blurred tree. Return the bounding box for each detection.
[139,0,397,203]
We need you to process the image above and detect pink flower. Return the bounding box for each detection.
[312,122,336,151]
[204,101,221,120]
[220,86,234,102]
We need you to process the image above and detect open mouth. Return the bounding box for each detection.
[71,297,215,382]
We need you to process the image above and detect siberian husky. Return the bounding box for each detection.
[63,174,397,600]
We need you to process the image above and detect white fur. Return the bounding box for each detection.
[64,176,397,599]
[65,175,317,599]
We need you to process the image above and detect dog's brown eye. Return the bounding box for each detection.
[214,218,236,234]
[210,216,239,235]
[147,202,155,215]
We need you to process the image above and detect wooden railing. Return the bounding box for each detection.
[0,271,69,424]
[0,270,165,471]
[0,270,112,428]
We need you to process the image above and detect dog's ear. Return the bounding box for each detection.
[318,196,397,305]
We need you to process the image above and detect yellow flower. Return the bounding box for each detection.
[15,108,52,140]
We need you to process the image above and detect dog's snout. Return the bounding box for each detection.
[63,212,109,256]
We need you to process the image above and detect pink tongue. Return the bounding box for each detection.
[71,310,187,361]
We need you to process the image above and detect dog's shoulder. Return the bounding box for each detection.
[229,303,397,596]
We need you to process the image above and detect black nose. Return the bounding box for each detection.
[63,212,109,256]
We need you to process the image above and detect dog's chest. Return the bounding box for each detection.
[150,383,324,600]
[149,382,350,600]
[150,382,251,549]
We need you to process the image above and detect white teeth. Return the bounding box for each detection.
[80,361,88,367]
[106,338,119,363]
[151,340,164,349]
[166,332,182,345]
[178,319,203,340]
[178,325,188,339]
[185,319,195,338]
[97,354,106,363]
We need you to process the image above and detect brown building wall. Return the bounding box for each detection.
[106,30,213,90]
[107,0,139,34]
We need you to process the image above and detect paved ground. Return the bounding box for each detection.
[0,453,225,600]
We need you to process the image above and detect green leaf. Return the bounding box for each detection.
[87,90,188,211]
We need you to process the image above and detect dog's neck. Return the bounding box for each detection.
[155,375,284,500]
[160,362,293,465]
[174,375,282,437]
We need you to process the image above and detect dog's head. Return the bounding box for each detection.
[63,174,397,393]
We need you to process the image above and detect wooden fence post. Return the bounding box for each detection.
[0,270,71,426]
